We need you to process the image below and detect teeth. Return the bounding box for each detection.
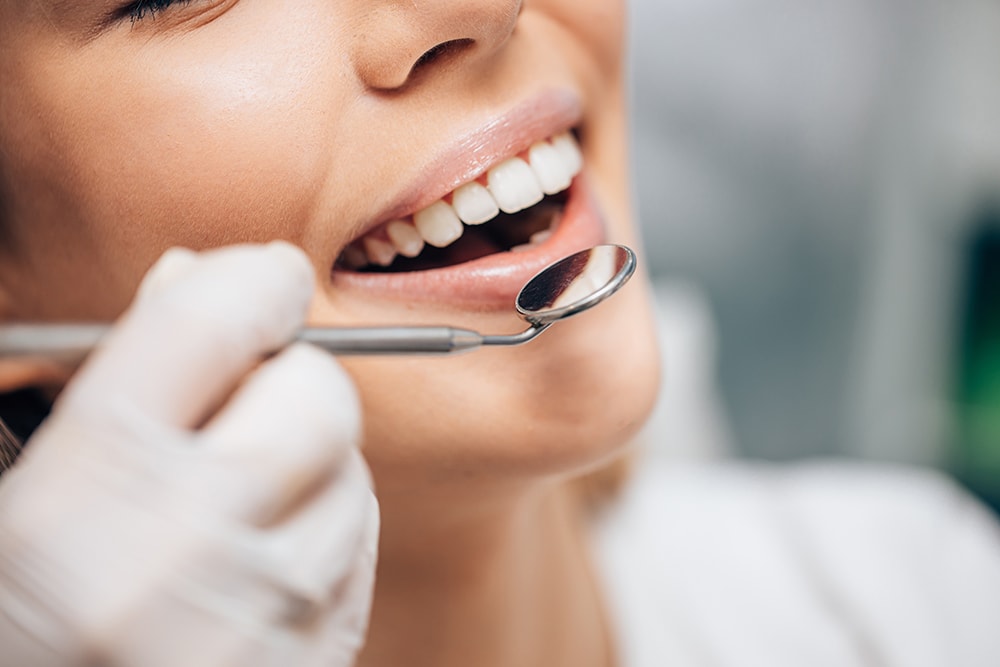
[551,132,583,176]
[451,182,500,225]
[347,132,584,267]
[527,141,572,194]
[413,200,463,248]
[511,229,554,253]
[487,157,544,214]
[386,219,425,257]
[362,236,397,267]
[529,229,552,244]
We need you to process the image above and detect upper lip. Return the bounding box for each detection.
[336,88,583,256]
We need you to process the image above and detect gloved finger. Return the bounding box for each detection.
[164,452,376,667]
[303,469,380,667]
[269,449,375,589]
[134,246,198,300]
[197,343,362,525]
[58,242,314,429]
[253,450,377,629]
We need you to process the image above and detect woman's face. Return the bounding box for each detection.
[0,0,658,490]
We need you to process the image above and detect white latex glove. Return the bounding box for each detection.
[0,243,379,667]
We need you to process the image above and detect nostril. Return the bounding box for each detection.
[411,38,474,75]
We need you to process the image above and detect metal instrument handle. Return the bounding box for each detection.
[0,323,549,362]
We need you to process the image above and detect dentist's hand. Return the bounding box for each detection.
[0,243,379,667]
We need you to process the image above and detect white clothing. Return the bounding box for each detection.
[592,461,1000,667]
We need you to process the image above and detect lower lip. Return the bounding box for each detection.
[330,173,607,308]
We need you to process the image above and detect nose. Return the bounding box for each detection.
[351,0,523,91]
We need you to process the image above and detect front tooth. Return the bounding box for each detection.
[451,181,500,225]
[386,219,425,257]
[551,132,583,177]
[528,141,572,194]
[363,235,397,267]
[414,200,463,247]
[487,157,544,214]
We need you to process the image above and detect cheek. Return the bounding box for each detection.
[5,17,347,315]
[540,0,625,76]
[65,45,330,241]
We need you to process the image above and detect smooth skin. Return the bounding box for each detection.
[0,2,660,666]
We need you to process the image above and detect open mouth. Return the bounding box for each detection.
[336,131,582,273]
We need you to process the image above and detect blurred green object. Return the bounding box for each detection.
[956,215,1000,515]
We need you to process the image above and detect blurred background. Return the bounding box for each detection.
[627,0,1000,513]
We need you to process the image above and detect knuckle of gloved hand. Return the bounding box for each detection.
[135,287,281,365]
[130,248,313,356]
[59,609,128,665]
[136,246,199,299]
[155,243,312,319]
[40,401,191,482]
[284,343,363,456]
[35,508,235,664]
[59,593,164,667]
[0,518,126,665]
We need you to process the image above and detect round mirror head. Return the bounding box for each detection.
[516,244,637,326]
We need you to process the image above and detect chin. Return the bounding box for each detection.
[341,256,661,493]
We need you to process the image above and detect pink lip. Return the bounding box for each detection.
[356,89,583,238]
[328,88,602,309]
[332,173,607,308]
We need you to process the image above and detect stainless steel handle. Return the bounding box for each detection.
[0,323,549,362]
[0,324,107,362]
[297,326,484,355]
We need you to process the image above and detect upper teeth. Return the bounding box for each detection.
[343,131,583,268]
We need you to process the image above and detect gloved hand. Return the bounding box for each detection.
[0,242,379,667]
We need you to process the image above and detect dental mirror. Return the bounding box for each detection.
[0,244,636,360]
[515,243,635,327]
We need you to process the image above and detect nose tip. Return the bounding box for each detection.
[352,1,522,91]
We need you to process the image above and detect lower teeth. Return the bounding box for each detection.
[511,229,555,253]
